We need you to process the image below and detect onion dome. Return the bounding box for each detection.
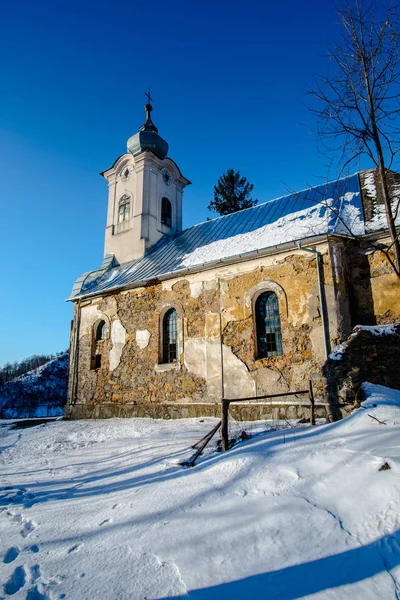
[127,102,169,159]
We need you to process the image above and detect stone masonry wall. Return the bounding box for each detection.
[66,246,348,420]
[66,244,378,416]
[323,325,400,419]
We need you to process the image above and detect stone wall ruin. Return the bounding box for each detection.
[323,325,400,419]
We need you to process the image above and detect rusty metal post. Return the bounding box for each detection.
[221,400,229,451]
[309,379,316,425]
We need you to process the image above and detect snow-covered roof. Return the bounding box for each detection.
[69,170,400,300]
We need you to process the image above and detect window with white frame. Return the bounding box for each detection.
[118,195,130,223]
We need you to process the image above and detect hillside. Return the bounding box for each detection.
[0,352,69,418]
[0,382,399,599]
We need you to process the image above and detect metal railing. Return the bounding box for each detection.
[221,380,316,451]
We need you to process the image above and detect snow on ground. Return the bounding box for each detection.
[1,383,400,599]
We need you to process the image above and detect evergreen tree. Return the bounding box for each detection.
[208,169,257,216]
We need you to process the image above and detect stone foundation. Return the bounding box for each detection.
[65,401,328,421]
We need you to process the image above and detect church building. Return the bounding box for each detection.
[66,101,400,420]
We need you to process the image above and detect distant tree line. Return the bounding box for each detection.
[0,351,67,388]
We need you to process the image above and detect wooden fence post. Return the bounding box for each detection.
[308,379,315,425]
[221,400,229,451]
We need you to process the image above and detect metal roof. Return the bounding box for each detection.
[69,173,363,300]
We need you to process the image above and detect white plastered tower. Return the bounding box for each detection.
[101,102,190,264]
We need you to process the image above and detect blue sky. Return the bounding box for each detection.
[0,0,373,364]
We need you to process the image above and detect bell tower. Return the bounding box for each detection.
[101,95,191,265]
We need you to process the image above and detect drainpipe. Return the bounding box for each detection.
[70,298,82,406]
[297,243,330,360]
[218,278,225,399]
[219,313,225,399]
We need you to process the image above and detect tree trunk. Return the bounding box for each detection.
[378,166,400,276]
[362,49,400,276]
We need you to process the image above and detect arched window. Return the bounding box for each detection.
[118,195,130,223]
[96,320,107,341]
[91,320,107,369]
[255,292,283,358]
[161,197,172,227]
[162,308,178,363]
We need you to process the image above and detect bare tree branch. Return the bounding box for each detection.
[308,0,400,275]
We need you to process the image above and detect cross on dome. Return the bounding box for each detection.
[143,88,156,131]
[127,94,168,158]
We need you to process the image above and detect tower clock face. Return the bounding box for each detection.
[161,168,172,186]
[121,165,133,181]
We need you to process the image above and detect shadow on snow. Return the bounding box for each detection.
[159,529,400,599]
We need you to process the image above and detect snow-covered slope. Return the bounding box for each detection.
[0,383,399,599]
[0,352,68,418]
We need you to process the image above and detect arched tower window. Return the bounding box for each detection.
[96,320,107,341]
[255,292,283,358]
[161,197,172,227]
[118,195,130,223]
[91,320,107,369]
[162,308,178,363]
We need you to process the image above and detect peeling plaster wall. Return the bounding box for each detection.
[136,329,150,349]
[69,244,351,412]
[189,281,203,299]
[79,304,104,339]
[110,320,126,371]
[222,344,255,398]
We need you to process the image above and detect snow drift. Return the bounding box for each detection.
[0,382,399,599]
